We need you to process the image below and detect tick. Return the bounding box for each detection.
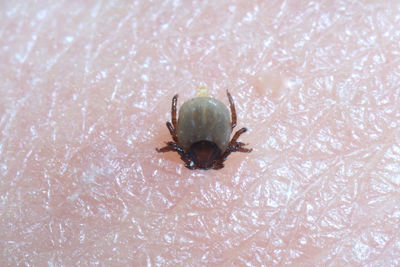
[156,91,252,170]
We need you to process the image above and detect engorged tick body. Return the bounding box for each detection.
[156,91,252,170]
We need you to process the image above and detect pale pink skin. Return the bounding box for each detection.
[1,1,400,266]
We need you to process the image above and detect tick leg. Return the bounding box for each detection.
[220,142,252,161]
[166,122,178,143]
[230,142,252,153]
[212,162,224,170]
[156,145,174,153]
[164,94,179,142]
[156,143,175,153]
[230,127,247,144]
[156,141,185,155]
[171,94,178,130]
[157,142,193,168]
[228,128,252,154]
[234,142,252,152]
[227,91,237,131]
[213,127,252,169]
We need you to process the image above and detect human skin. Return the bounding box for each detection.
[1,0,400,266]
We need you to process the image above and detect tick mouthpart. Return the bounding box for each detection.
[187,140,221,169]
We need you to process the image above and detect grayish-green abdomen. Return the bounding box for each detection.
[177,97,231,151]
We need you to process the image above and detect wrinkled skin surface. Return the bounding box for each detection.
[1,1,400,266]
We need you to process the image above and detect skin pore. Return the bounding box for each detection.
[1,1,400,265]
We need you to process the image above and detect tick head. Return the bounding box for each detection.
[187,141,221,170]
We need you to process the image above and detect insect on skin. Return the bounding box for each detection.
[156,90,252,170]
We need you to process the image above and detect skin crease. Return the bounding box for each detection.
[1,0,400,266]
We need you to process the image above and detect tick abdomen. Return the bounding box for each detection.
[177,97,231,152]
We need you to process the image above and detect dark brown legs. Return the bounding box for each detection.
[156,141,195,169]
[213,92,252,170]
[227,91,237,130]
[167,94,178,143]
[213,127,252,169]
[156,141,182,153]
[156,94,180,151]
[156,94,197,169]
